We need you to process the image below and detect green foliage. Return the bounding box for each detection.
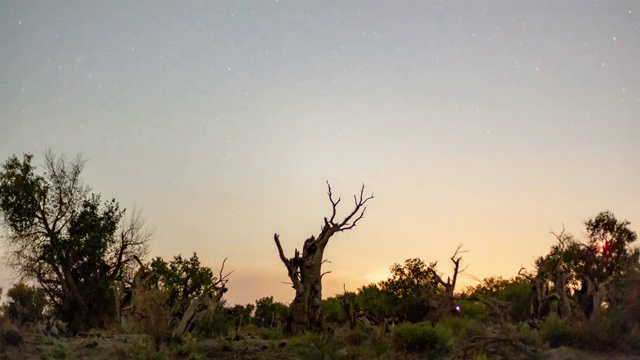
[539,313,573,348]
[3,283,47,325]
[466,276,531,322]
[391,322,451,356]
[149,253,218,318]
[40,343,71,359]
[437,316,483,340]
[243,324,284,340]
[129,288,174,349]
[193,307,230,338]
[0,154,44,233]
[354,259,448,324]
[322,296,344,325]
[289,332,338,360]
[172,333,204,360]
[355,284,396,320]
[0,151,150,332]
[584,211,639,283]
[253,296,288,328]
[456,299,485,320]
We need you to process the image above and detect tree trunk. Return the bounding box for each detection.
[284,238,326,334]
[554,265,572,319]
[273,182,374,334]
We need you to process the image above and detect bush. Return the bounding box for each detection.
[253,297,288,328]
[322,297,346,325]
[539,313,573,348]
[192,306,229,338]
[457,299,486,320]
[437,316,484,346]
[129,288,174,349]
[3,283,47,326]
[392,322,451,356]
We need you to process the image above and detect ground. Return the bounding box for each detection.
[2,331,640,360]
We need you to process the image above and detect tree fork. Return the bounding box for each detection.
[273,182,374,334]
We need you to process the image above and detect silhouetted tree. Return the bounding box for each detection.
[273,182,373,333]
[526,211,639,321]
[0,151,151,332]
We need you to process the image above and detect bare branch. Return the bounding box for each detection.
[330,182,374,232]
[217,257,234,287]
[274,234,290,267]
[326,181,341,223]
[518,266,533,280]
[321,271,331,278]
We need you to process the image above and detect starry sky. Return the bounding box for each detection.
[1,1,639,305]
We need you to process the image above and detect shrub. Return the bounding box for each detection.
[253,297,288,328]
[130,288,174,349]
[173,333,204,360]
[437,316,485,348]
[3,283,47,326]
[457,299,485,320]
[539,313,573,348]
[392,322,451,356]
[322,297,346,325]
[243,324,284,340]
[192,306,229,338]
[42,343,71,359]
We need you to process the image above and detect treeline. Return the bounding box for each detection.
[1,150,639,359]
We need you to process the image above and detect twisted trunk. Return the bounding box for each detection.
[273,182,373,334]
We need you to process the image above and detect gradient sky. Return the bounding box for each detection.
[1,1,639,305]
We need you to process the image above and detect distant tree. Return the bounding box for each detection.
[465,276,531,322]
[526,211,639,320]
[147,253,225,319]
[376,247,466,323]
[0,151,152,332]
[253,296,288,328]
[273,182,373,334]
[2,283,48,325]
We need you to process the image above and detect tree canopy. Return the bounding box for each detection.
[0,151,151,332]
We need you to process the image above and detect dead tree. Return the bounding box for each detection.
[428,244,467,312]
[274,182,374,334]
[550,226,572,319]
[519,267,548,322]
[172,258,232,338]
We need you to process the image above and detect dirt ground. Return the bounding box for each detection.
[2,332,640,360]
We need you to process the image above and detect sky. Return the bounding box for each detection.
[1,0,639,305]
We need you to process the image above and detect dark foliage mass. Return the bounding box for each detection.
[0,151,151,332]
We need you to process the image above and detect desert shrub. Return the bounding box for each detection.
[539,313,573,348]
[437,316,484,346]
[335,325,370,347]
[192,306,229,338]
[356,284,397,320]
[0,316,23,347]
[3,283,47,326]
[242,324,284,340]
[173,333,204,360]
[289,332,338,360]
[253,297,288,328]
[517,323,544,348]
[456,299,485,320]
[130,288,174,349]
[570,309,638,352]
[41,343,71,359]
[322,297,346,325]
[465,276,531,322]
[392,322,451,356]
